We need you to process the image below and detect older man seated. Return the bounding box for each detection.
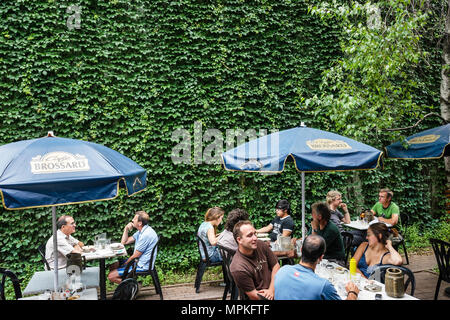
[45,215,84,270]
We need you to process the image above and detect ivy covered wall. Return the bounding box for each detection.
[0,0,445,274]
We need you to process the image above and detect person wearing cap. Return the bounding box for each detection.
[256,199,295,242]
[274,234,359,300]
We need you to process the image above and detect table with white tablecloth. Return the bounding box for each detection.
[23,267,100,297]
[315,260,417,300]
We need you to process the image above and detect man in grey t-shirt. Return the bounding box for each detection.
[327,190,351,233]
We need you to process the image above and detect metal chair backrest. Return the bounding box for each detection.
[368,265,416,296]
[147,235,160,272]
[38,243,50,270]
[430,238,450,283]
[399,213,409,233]
[217,245,235,281]
[341,231,353,267]
[196,235,211,264]
[0,268,22,300]
[122,235,160,279]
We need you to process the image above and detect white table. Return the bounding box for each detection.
[344,218,392,231]
[82,246,127,300]
[19,288,98,300]
[23,267,100,296]
[316,261,418,300]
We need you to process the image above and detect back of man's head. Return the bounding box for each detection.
[225,208,249,232]
[312,202,331,222]
[301,235,326,264]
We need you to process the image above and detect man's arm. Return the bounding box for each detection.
[281,230,292,237]
[256,224,273,233]
[273,250,296,259]
[72,244,83,253]
[260,262,280,300]
[121,222,136,245]
[124,250,143,266]
[258,245,281,300]
[378,213,399,226]
[245,289,263,300]
[340,204,351,224]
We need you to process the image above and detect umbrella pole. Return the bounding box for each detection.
[301,172,305,241]
[52,206,58,292]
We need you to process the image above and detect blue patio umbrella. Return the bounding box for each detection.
[221,124,383,240]
[0,132,147,292]
[385,123,450,159]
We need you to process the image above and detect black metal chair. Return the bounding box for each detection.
[0,268,22,300]
[430,238,450,300]
[112,278,139,300]
[194,235,226,294]
[38,243,50,270]
[217,245,238,300]
[392,213,409,265]
[121,235,163,300]
[368,264,416,296]
[341,231,354,268]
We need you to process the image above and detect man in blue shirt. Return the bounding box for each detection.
[108,211,158,284]
[274,235,359,300]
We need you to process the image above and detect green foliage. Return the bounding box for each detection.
[403,218,450,253]
[306,0,443,144]
[0,0,447,295]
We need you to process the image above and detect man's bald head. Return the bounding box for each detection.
[301,235,326,264]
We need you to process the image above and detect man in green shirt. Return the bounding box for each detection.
[370,188,400,227]
[308,202,345,264]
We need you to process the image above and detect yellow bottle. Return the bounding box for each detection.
[349,257,356,276]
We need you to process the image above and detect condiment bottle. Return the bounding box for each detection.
[349,257,356,276]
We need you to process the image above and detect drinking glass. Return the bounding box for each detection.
[295,240,303,257]
[325,264,335,284]
[105,239,111,250]
[337,281,348,297]
[352,273,362,289]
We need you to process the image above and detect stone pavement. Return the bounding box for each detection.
[120,251,449,300]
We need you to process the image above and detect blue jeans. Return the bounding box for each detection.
[209,247,222,263]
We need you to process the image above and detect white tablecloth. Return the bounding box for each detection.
[315,261,417,300]
[19,288,98,300]
[23,267,100,296]
[344,219,392,231]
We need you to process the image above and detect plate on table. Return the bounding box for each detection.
[335,266,346,274]
[110,243,124,250]
[82,245,96,253]
[364,283,382,292]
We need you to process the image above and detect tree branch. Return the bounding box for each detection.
[384,112,448,131]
